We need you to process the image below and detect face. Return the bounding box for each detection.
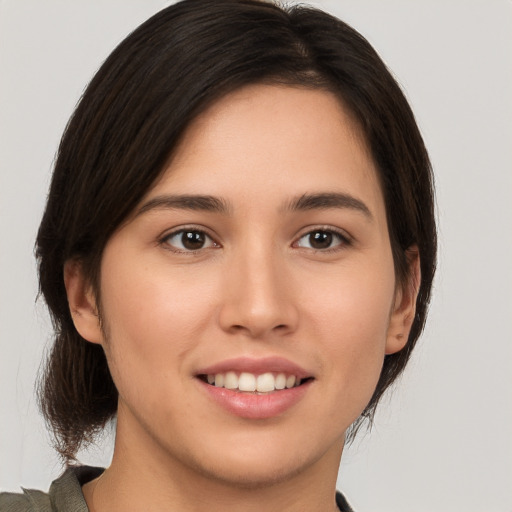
[68,84,416,487]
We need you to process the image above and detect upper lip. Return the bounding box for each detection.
[196,356,313,380]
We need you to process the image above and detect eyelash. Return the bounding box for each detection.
[159,226,352,254]
[294,227,352,253]
[159,227,219,254]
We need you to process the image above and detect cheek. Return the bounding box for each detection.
[304,258,396,406]
[308,256,395,340]
[98,251,218,387]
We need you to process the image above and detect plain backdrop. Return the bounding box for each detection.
[1,1,511,511]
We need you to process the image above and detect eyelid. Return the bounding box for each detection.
[159,225,221,253]
[293,225,353,251]
[157,224,352,254]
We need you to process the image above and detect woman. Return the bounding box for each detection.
[0,0,436,510]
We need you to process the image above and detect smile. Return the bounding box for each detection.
[201,372,306,393]
[195,357,314,419]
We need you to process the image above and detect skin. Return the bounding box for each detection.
[66,84,419,512]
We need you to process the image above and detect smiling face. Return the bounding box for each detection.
[67,84,417,489]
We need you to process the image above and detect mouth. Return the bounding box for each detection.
[194,357,314,419]
[197,371,314,394]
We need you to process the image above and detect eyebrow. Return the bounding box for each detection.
[136,192,372,220]
[137,194,231,216]
[285,192,373,219]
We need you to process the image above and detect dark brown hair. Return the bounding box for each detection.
[36,0,436,461]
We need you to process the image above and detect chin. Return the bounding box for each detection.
[189,450,319,490]
[168,426,344,490]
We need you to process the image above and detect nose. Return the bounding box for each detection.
[218,245,299,339]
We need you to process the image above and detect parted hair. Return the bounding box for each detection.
[36,0,436,461]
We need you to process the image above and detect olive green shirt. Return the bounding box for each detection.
[0,466,101,512]
[0,466,353,511]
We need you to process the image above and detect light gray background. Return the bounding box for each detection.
[1,1,511,511]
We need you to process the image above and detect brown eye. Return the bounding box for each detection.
[164,230,217,251]
[182,231,206,249]
[296,229,347,251]
[309,231,333,249]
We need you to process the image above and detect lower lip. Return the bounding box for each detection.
[198,379,312,419]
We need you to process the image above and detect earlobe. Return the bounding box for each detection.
[63,259,103,345]
[385,246,421,355]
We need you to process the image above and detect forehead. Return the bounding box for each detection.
[146,84,384,220]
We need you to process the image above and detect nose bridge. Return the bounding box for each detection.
[218,234,297,337]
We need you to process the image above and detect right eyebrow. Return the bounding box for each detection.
[136,194,232,216]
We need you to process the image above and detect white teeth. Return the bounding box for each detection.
[256,373,275,392]
[205,371,304,392]
[285,375,296,389]
[275,373,286,390]
[238,372,256,392]
[224,371,238,390]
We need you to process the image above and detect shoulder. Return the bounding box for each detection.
[0,466,104,512]
[0,488,51,512]
[48,465,102,512]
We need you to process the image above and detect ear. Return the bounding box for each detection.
[385,246,421,355]
[64,259,103,345]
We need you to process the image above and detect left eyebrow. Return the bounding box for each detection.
[285,192,373,220]
[136,194,232,216]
